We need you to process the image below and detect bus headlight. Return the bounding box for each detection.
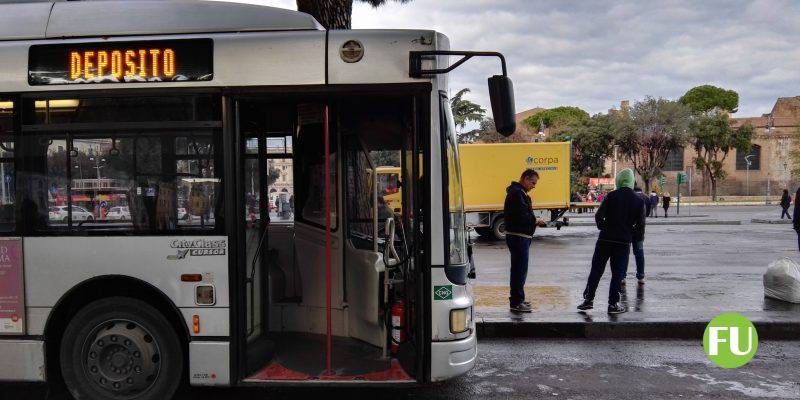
[450,307,472,334]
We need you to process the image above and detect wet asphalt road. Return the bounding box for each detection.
[5,339,799,399]
[472,205,800,313]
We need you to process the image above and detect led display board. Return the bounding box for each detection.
[29,39,213,85]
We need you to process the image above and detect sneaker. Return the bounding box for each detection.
[620,279,627,287]
[608,303,628,314]
[638,278,646,285]
[576,300,593,310]
[510,303,533,313]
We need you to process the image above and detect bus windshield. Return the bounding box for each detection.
[441,94,467,265]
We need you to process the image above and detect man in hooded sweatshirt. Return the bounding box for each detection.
[577,168,646,314]
[504,169,547,313]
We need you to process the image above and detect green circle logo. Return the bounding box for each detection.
[703,313,758,368]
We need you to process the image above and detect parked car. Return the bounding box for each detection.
[106,206,131,221]
[49,205,94,222]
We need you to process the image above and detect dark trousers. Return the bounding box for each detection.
[781,207,790,219]
[583,240,629,304]
[625,240,645,280]
[506,235,532,306]
[796,230,800,252]
[663,206,669,217]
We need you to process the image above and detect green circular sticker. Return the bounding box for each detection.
[703,313,758,368]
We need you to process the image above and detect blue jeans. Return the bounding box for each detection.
[583,240,630,304]
[626,240,645,280]
[506,235,532,306]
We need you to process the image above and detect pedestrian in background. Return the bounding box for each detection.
[662,192,671,218]
[649,191,659,217]
[793,187,800,251]
[780,189,791,219]
[577,168,646,314]
[627,186,650,286]
[504,169,547,313]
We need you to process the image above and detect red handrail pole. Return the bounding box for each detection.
[323,105,332,376]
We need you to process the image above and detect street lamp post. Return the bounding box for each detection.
[745,154,754,197]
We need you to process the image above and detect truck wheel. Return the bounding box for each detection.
[60,297,183,400]
[474,227,491,238]
[491,217,506,241]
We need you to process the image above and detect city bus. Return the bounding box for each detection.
[0,1,516,399]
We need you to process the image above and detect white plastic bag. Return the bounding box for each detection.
[764,258,800,303]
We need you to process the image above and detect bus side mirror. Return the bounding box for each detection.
[488,75,516,136]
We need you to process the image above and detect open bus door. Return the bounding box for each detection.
[232,92,426,385]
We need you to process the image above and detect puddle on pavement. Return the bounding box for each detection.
[474,285,571,311]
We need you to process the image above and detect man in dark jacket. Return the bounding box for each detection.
[577,169,646,314]
[504,169,546,313]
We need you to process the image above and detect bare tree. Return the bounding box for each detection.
[297,0,411,29]
[615,97,692,192]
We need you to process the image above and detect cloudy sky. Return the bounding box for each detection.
[226,0,799,118]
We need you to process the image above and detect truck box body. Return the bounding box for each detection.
[459,142,571,212]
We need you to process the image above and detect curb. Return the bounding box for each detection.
[751,219,792,224]
[475,320,799,340]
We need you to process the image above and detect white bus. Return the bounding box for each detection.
[0,1,516,399]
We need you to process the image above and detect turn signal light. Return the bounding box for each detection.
[193,314,200,334]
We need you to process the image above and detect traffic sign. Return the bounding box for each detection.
[677,172,686,184]
[658,176,666,186]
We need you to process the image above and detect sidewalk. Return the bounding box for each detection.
[473,278,800,340]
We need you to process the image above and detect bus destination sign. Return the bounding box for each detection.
[29,39,213,86]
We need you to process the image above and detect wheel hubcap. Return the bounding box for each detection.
[83,320,161,397]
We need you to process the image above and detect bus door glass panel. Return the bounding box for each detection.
[341,97,414,348]
[243,155,263,339]
[293,103,342,315]
[265,148,297,302]
[0,99,15,232]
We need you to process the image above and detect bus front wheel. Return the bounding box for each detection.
[60,297,184,400]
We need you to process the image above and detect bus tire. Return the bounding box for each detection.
[491,216,506,241]
[474,227,491,238]
[60,297,183,400]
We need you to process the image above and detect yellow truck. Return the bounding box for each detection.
[375,142,572,240]
[460,142,571,240]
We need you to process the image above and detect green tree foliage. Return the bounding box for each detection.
[522,106,589,132]
[691,111,754,200]
[450,88,486,135]
[459,118,520,144]
[615,97,692,192]
[549,114,616,183]
[297,0,411,29]
[679,85,739,114]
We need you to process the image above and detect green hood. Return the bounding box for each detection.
[616,168,635,190]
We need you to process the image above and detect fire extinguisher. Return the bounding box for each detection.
[390,299,405,354]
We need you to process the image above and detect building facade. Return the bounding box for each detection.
[606,97,800,197]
